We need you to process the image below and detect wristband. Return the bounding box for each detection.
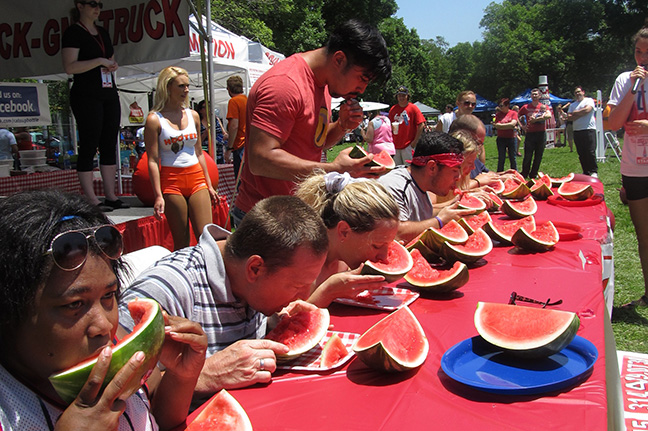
[475,178,481,187]
[435,216,444,228]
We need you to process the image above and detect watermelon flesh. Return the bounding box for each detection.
[320,334,349,368]
[474,302,580,358]
[265,306,330,360]
[371,150,396,169]
[49,298,165,405]
[187,389,253,431]
[352,306,429,372]
[441,228,493,264]
[458,194,486,212]
[361,240,414,282]
[459,211,492,234]
[404,249,469,291]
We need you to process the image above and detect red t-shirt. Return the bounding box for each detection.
[495,109,518,139]
[226,93,248,150]
[388,102,426,150]
[518,102,549,133]
[235,54,331,213]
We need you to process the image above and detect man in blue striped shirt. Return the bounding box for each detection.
[119,195,328,399]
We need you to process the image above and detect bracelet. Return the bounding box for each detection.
[475,178,481,187]
[435,216,444,229]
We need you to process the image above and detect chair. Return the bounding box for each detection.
[119,245,171,287]
[604,131,622,162]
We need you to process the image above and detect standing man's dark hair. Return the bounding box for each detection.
[327,19,391,85]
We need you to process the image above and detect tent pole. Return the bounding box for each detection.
[206,1,216,158]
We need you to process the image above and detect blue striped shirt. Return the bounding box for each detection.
[119,224,266,355]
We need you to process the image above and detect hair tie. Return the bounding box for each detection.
[324,172,367,194]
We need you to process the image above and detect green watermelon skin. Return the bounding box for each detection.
[49,298,165,405]
[474,302,580,358]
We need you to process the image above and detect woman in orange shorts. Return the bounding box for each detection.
[145,66,218,250]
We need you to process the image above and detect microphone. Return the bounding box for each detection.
[632,65,647,95]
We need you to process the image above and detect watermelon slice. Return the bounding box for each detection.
[361,240,414,282]
[557,182,594,201]
[547,172,575,188]
[483,215,536,245]
[265,305,330,361]
[530,178,554,200]
[486,192,503,211]
[458,211,492,235]
[457,194,487,213]
[421,220,469,253]
[349,145,395,169]
[500,195,538,219]
[405,230,439,262]
[404,249,469,292]
[488,179,505,194]
[320,334,349,368]
[352,306,429,372]
[501,178,531,199]
[440,228,493,264]
[187,389,253,430]
[474,302,580,358]
[49,298,165,405]
[511,220,559,252]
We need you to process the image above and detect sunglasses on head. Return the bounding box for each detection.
[46,225,123,271]
[463,101,477,107]
[80,1,103,8]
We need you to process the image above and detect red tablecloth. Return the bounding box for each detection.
[0,169,81,196]
[183,179,613,431]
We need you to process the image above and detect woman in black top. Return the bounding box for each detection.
[62,0,129,211]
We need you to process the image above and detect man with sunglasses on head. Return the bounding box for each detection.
[518,88,552,179]
[119,195,329,400]
[388,86,426,165]
[435,90,477,134]
[378,131,476,243]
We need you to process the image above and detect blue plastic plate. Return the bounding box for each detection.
[440,335,598,395]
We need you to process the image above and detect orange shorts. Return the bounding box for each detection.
[160,164,208,197]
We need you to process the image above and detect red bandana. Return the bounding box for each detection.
[409,152,464,167]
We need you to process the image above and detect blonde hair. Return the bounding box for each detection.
[451,129,480,191]
[152,66,189,112]
[295,171,399,232]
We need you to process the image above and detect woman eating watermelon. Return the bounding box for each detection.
[295,171,401,307]
[0,190,208,430]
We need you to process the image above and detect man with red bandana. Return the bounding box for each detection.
[231,20,392,227]
[378,131,476,243]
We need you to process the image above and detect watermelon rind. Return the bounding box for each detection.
[405,233,440,262]
[349,145,395,169]
[361,240,414,282]
[557,182,594,201]
[352,306,429,372]
[511,221,559,252]
[421,220,469,253]
[440,228,493,264]
[530,180,554,200]
[187,389,253,431]
[404,250,469,292]
[49,298,165,405]
[266,306,330,361]
[474,302,580,358]
[500,195,538,219]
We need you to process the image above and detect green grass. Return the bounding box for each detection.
[327,136,647,353]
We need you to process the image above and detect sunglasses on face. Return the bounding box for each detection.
[80,1,103,8]
[463,101,476,107]
[46,225,123,271]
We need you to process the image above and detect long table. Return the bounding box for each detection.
[183,178,619,430]
[0,169,81,196]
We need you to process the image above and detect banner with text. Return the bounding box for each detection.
[0,0,189,79]
[0,82,51,126]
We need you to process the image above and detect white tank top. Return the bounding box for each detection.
[156,108,199,168]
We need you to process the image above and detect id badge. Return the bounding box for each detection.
[101,68,113,88]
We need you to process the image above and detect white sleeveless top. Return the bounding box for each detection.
[156,108,199,168]
[0,363,159,431]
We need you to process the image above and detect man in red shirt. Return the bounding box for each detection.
[231,20,391,227]
[388,86,426,165]
[225,75,247,180]
[518,88,551,179]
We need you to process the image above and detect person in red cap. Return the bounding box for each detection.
[388,86,426,165]
[378,131,475,242]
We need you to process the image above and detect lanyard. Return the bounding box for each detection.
[78,21,106,57]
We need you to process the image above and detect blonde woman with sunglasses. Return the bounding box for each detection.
[0,190,207,430]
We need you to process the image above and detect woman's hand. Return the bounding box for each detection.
[153,196,165,220]
[208,186,219,205]
[308,266,385,308]
[158,312,207,381]
[55,347,147,431]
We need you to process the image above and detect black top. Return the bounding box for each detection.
[62,23,117,98]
